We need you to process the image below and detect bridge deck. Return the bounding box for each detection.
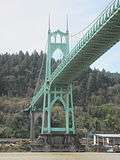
[51,1,120,84]
[30,0,120,110]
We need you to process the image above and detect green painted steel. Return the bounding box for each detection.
[29,0,120,135]
[50,0,120,84]
[41,84,75,134]
[41,26,75,134]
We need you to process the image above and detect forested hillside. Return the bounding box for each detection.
[0,50,45,97]
[0,51,120,138]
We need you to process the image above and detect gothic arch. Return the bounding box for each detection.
[51,96,66,110]
[56,34,61,43]
[52,48,63,61]
[62,36,66,43]
[51,97,66,128]
[51,36,55,43]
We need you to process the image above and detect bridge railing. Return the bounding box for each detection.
[50,0,120,83]
[29,0,120,109]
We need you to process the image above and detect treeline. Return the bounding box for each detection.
[74,68,120,109]
[0,50,61,97]
[0,51,120,137]
[1,51,120,104]
[0,97,30,138]
[0,50,46,97]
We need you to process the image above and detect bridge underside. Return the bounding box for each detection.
[28,1,120,140]
[51,10,120,84]
[29,5,120,112]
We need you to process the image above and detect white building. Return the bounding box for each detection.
[93,134,120,146]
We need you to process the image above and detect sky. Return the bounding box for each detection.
[0,0,120,72]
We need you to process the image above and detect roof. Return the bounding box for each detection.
[95,134,120,138]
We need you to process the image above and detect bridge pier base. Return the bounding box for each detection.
[30,133,83,152]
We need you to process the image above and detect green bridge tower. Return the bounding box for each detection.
[28,0,120,150]
[41,19,75,134]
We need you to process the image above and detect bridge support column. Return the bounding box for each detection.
[70,84,75,134]
[30,111,35,140]
[48,92,51,133]
[66,92,69,134]
[66,110,69,134]
[41,83,75,134]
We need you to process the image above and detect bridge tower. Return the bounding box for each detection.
[41,18,75,134]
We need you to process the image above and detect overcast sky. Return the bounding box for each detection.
[0,0,120,72]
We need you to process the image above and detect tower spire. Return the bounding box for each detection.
[66,14,69,32]
[48,14,51,32]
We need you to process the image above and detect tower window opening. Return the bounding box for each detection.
[52,48,63,61]
[62,36,66,43]
[51,36,55,43]
[56,34,61,43]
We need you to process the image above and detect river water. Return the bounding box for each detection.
[0,152,120,160]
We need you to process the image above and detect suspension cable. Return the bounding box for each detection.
[71,0,115,38]
[34,40,47,95]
